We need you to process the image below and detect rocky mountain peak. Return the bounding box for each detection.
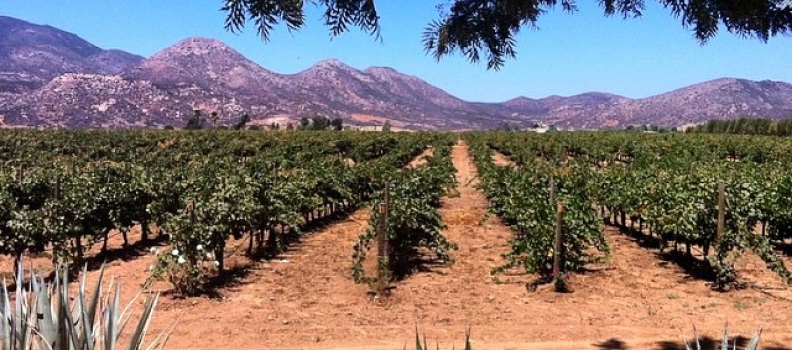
[313,58,351,69]
[296,59,360,77]
[151,37,235,57]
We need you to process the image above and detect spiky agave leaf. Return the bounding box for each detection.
[745,328,763,350]
[0,261,174,350]
[78,263,106,350]
[721,326,729,350]
[694,326,701,350]
[464,326,472,350]
[33,267,57,349]
[0,278,9,350]
[143,312,179,350]
[682,332,693,350]
[125,292,159,350]
[415,325,422,350]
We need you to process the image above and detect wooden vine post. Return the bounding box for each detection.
[53,175,60,201]
[187,199,195,221]
[376,182,391,295]
[553,202,564,278]
[553,201,567,293]
[715,182,726,247]
[549,179,560,277]
[549,179,569,292]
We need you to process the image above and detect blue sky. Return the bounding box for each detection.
[2,1,790,102]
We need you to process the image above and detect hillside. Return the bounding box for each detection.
[0,16,790,129]
[0,16,144,94]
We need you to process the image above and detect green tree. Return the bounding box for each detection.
[185,110,205,130]
[311,115,331,130]
[331,117,344,131]
[299,117,310,130]
[221,0,792,69]
[210,111,219,127]
[233,113,251,130]
[381,120,391,132]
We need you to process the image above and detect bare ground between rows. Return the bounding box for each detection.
[408,146,434,168]
[2,142,791,349]
[491,149,516,167]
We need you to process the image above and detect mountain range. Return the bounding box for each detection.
[1,15,791,130]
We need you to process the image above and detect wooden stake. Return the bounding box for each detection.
[376,182,391,294]
[188,199,195,220]
[553,202,564,278]
[53,176,60,201]
[716,182,726,246]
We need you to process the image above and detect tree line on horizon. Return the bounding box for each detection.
[176,110,348,131]
[687,117,792,136]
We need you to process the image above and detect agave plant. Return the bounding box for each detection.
[0,262,173,350]
[410,326,472,350]
[683,326,762,350]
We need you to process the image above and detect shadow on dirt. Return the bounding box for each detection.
[614,224,716,285]
[594,338,627,350]
[653,333,790,350]
[85,233,170,271]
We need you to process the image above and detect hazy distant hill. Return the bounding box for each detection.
[0,16,143,94]
[0,15,790,129]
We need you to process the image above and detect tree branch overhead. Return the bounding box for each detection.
[222,0,792,69]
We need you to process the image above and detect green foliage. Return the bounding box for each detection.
[467,131,792,290]
[297,115,344,131]
[624,124,673,132]
[465,134,607,281]
[0,130,454,295]
[221,0,792,69]
[352,137,458,286]
[0,262,172,350]
[689,118,792,136]
[185,110,205,130]
[232,113,251,130]
[223,0,380,41]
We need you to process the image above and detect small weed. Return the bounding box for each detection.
[734,300,751,310]
[647,307,657,316]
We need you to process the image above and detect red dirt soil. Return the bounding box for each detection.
[2,140,792,350]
